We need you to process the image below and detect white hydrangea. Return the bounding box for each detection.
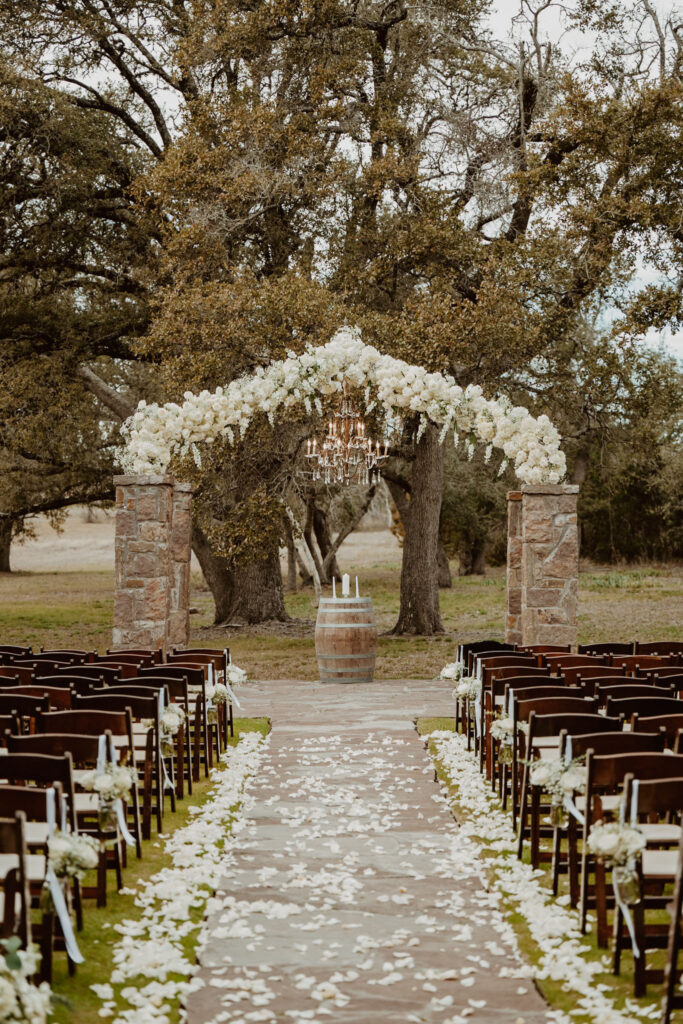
[119,327,566,485]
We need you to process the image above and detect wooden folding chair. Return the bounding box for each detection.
[633,714,683,745]
[605,695,683,721]
[138,664,208,781]
[661,825,683,1023]
[39,650,92,664]
[596,682,672,706]
[0,685,73,710]
[557,731,665,906]
[34,710,142,858]
[169,649,232,743]
[613,774,683,996]
[0,712,21,742]
[0,692,50,731]
[0,811,31,946]
[580,751,683,947]
[107,647,163,664]
[543,654,607,676]
[636,642,683,658]
[614,655,676,675]
[53,665,122,685]
[516,705,604,866]
[0,666,33,685]
[70,693,166,837]
[0,784,68,981]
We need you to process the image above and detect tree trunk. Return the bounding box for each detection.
[235,541,289,622]
[192,525,289,623]
[284,521,298,592]
[457,536,486,576]
[313,506,341,583]
[391,425,444,635]
[437,538,452,588]
[192,525,235,623]
[0,519,11,573]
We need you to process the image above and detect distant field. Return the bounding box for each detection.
[1,512,680,680]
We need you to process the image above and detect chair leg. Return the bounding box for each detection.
[551,824,562,895]
[633,901,647,997]
[517,761,530,860]
[595,859,610,948]
[568,818,579,908]
[530,787,541,869]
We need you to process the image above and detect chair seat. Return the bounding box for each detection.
[642,849,678,879]
[537,747,561,762]
[74,792,99,813]
[574,793,621,813]
[533,737,560,749]
[0,852,46,884]
[640,824,682,845]
[23,822,50,847]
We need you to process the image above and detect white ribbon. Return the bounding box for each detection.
[97,733,136,846]
[46,788,84,964]
[605,781,641,959]
[157,687,174,792]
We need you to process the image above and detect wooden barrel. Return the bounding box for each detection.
[315,597,377,684]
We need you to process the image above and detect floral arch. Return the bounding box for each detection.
[121,327,566,483]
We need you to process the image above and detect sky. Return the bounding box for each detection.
[486,0,683,364]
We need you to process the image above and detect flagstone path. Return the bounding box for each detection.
[187,679,552,1024]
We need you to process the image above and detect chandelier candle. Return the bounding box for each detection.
[315,577,377,684]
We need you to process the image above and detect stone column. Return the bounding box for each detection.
[113,475,193,651]
[519,484,579,648]
[505,492,523,645]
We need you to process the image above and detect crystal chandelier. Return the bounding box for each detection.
[305,382,389,485]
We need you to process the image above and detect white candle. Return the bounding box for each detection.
[342,573,350,597]
[355,576,359,597]
[332,577,337,599]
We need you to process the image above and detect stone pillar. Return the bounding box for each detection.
[519,484,579,648]
[113,476,192,651]
[505,492,523,645]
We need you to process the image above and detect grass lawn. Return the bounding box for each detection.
[417,717,664,1023]
[0,562,680,681]
[49,718,269,1024]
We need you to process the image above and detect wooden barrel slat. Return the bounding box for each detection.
[315,597,377,684]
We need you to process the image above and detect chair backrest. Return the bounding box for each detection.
[613,654,675,673]
[171,647,228,673]
[138,665,204,686]
[0,666,33,685]
[0,781,63,822]
[605,695,683,719]
[518,645,571,655]
[578,642,634,656]
[561,729,663,760]
[0,712,21,742]
[636,642,683,657]
[486,665,551,684]
[643,670,683,687]
[107,647,163,664]
[107,676,188,705]
[0,812,31,943]
[573,666,632,686]
[85,660,140,679]
[0,686,72,710]
[543,654,606,671]
[499,674,563,691]
[510,685,576,705]
[0,754,76,830]
[37,708,131,738]
[7,731,109,768]
[96,652,151,666]
[529,711,615,740]
[632,714,683,739]
[39,650,91,664]
[625,774,683,820]
[0,645,31,657]
[478,654,537,670]
[596,683,669,704]
[29,675,93,696]
[0,692,50,719]
[516,695,597,722]
[71,691,159,722]
[13,658,71,673]
[589,750,683,790]
[55,665,122,684]
[577,673,635,695]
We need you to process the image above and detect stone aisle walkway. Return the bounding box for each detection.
[187,680,552,1024]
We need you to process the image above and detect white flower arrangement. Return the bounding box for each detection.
[161,703,185,739]
[586,821,646,868]
[225,664,247,688]
[0,939,51,1024]
[120,327,566,485]
[489,715,514,744]
[80,764,136,804]
[206,682,229,709]
[529,759,586,804]
[440,661,462,682]
[48,831,99,881]
[455,676,481,701]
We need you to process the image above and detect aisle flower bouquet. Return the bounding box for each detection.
[454,676,480,701]
[490,715,514,763]
[226,663,247,689]
[80,763,137,831]
[160,703,185,756]
[0,938,51,1024]
[586,820,646,905]
[206,683,229,723]
[440,662,462,683]
[529,758,587,828]
[48,831,99,881]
